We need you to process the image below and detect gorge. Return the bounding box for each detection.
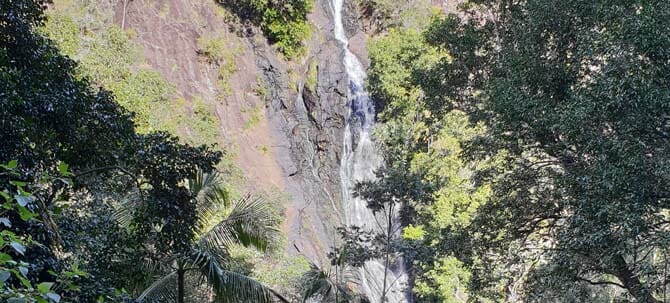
[7,0,664,302]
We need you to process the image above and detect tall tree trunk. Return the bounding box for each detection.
[177,263,185,303]
[380,205,393,303]
[613,254,659,303]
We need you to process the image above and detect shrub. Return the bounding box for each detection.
[197,34,227,64]
[42,9,174,133]
[109,69,174,132]
[218,0,313,58]
[40,12,80,57]
[305,59,318,92]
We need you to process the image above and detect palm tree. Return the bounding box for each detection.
[297,245,369,303]
[301,263,365,303]
[119,171,288,303]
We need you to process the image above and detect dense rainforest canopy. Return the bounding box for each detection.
[2,0,670,302]
[0,0,286,302]
[361,0,670,302]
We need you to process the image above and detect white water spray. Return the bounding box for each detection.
[332,0,409,302]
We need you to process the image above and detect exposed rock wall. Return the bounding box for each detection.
[112,0,367,262]
[250,0,353,262]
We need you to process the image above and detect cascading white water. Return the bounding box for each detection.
[332,0,409,302]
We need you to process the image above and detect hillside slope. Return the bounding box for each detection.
[45,0,456,266]
[45,0,361,264]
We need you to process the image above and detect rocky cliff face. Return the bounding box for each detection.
[250,0,373,261]
[249,1,350,261]
[113,0,366,261]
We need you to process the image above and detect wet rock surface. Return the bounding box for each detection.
[247,0,360,261]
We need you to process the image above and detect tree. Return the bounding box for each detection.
[0,1,139,298]
[298,241,370,303]
[352,177,410,302]
[1,1,222,300]
[363,28,487,302]
[126,171,287,303]
[0,160,86,303]
[420,0,670,301]
[215,0,313,57]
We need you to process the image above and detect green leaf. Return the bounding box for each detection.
[18,205,38,221]
[0,217,10,227]
[47,292,61,302]
[18,266,28,276]
[0,270,10,282]
[68,263,88,277]
[0,190,11,202]
[14,194,34,207]
[10,180,26,187]
[56,177,73,186]
[11,242,26,255]
[0,253,12,264]
[57,162,71,176]
[5,160,17,169]
[13,271,31,288]
[38,282,55,294]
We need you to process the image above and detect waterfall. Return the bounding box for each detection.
[331,0,409,302]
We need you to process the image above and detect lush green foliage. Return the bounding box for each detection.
[363,28,487,302]
[0,1,246,301]
[0,3,146,300]
[41,7,174,133]
[358,0,436,32]
[301,245,370,303]
[1,0,321,302]
[43,0,233,170]
[228,244,311,301]
[217,0,313,57]
[129,172,286,303]
[0,161,88,303]
[424,0,670,301]
[365,0,670,302]
[12,0,670,302]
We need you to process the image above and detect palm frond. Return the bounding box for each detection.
[211,270,289,303]
[188,247,288,303]
[113,186,143,228]
[190,170,230,210]
[187,245,230,280]
[301,262,367,303]
[189,170,232,234]
[136,271,179,303]
[301,264,336,302]
[198,194,280,252]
